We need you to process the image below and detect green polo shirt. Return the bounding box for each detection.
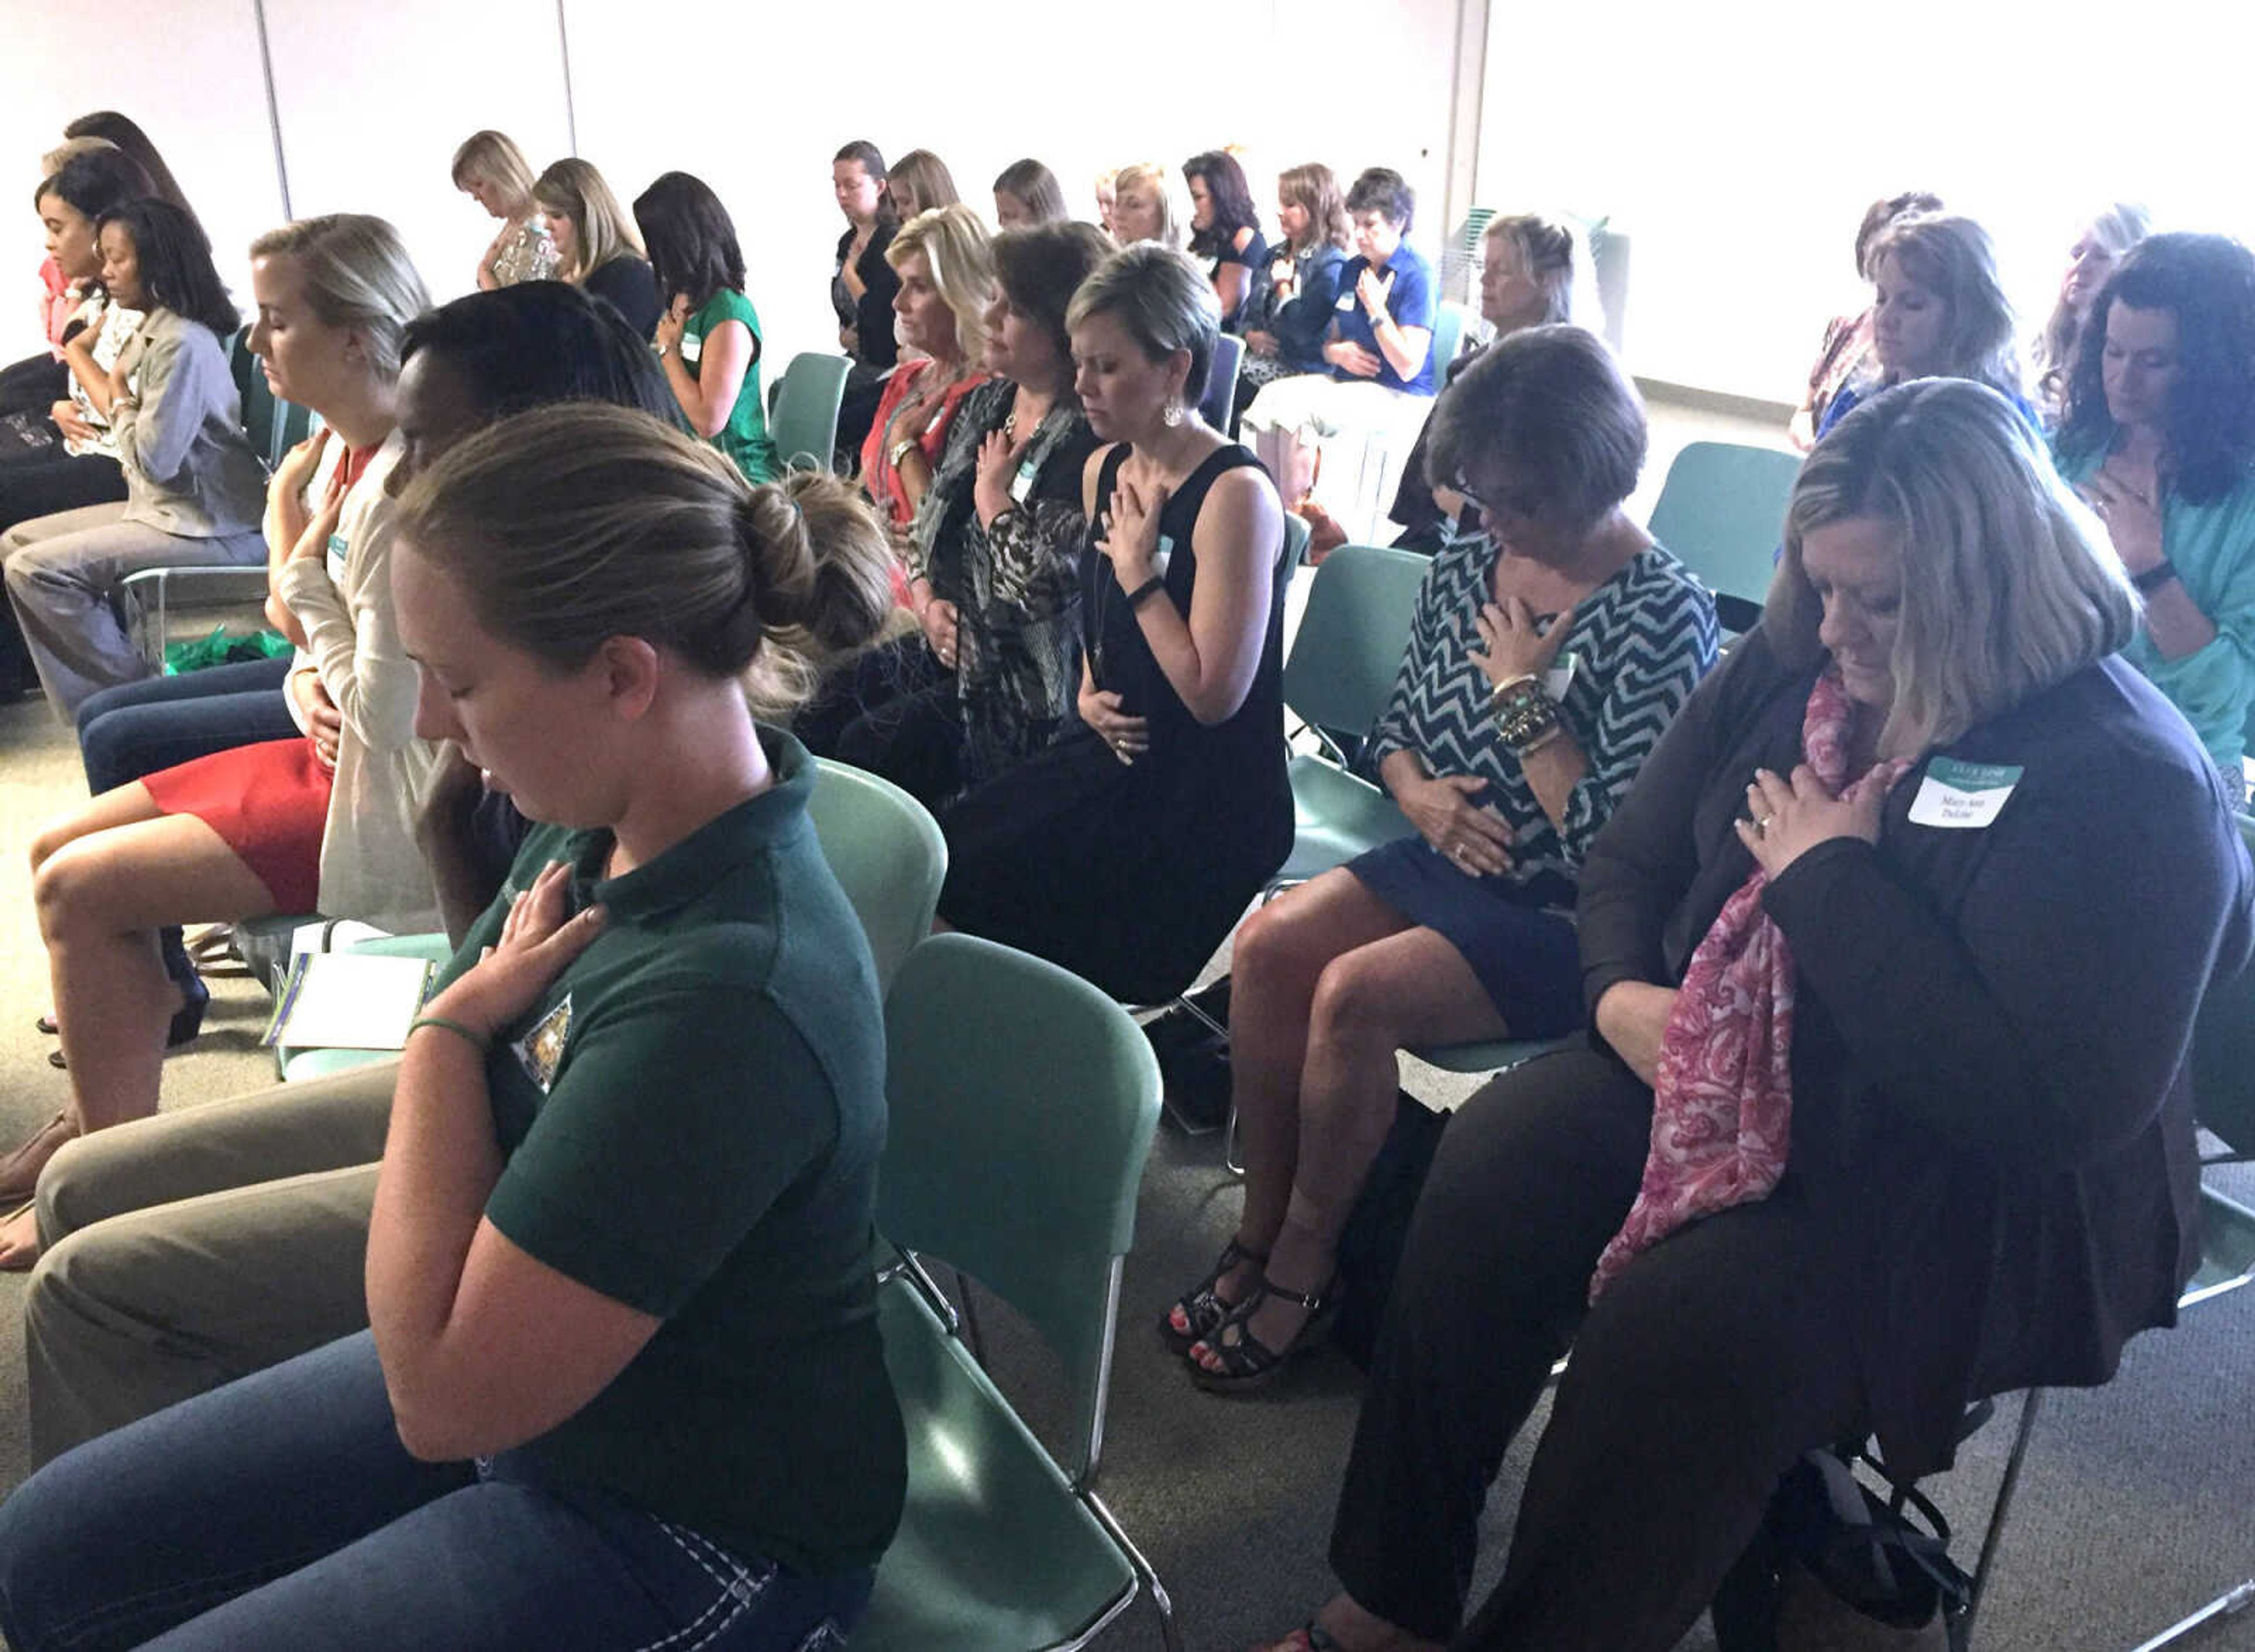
[433,730,903,1574]
[685,288,778,483]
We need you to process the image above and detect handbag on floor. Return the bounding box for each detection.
[1712,1449,1969,1652]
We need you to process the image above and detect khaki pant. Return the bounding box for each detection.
[27,1062,396,1466]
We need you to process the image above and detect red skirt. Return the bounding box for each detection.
[143,736,332,914]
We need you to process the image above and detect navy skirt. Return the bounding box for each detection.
[1345,836,1584,1038]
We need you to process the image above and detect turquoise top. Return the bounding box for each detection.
[2055,445,2255,780]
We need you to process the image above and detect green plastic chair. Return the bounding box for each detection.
[858,932,1176,1652]
[806,755,948,993]
[278,756,944,1081]
[770,352,852,473]
[1430,300,1472,380]
[1273,544,1427,890]
[1645,440,1802,634]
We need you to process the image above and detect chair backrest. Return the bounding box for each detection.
[1202,331,1244,431]
[1278,510,1311,578]
[2192,815,2255,1156]
[771,352,852,473]
[1431,301,1471,379]
[1281,542,1431,743]
[227,325,311,473]
[809,757,947,994]
[879,932,1162,1476]
[1646,440,1803,633]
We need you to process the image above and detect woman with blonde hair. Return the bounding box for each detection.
[860,204,995,530]
[1109,162,1186,249]
[938,243,1291,1003]
[1812,210,2028,440]
[1252,376,2249,1652]
[2031,201,2152,425]
[451,130,557,290]
[992,157,1068,230]
[533,156,659,338]
[1391,211,1593,550]
[0,405,908,1651]
[0,214,437,1270]
[888,149,961,220]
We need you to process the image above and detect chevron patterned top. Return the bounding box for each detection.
[1369,534,1719,901]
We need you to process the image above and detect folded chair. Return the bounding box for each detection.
[858,932,1177,1651]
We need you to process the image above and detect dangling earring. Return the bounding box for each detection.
[1162,400,1186,429]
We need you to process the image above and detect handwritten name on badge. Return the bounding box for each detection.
[1907,758,2022,829]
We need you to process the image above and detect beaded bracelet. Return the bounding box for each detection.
[1490,673,1562,755]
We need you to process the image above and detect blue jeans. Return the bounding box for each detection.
[75,654,296,794]
[0,1332,874,1652]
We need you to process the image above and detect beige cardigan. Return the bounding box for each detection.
[274,433,440,934]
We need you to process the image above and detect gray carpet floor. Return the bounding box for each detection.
[2,394,2253,1648]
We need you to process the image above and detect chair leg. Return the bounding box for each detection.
[1082,1489,1183,1652]
[1222,1098,1245,1177]
[2128,1582,2255,1651]
[1966,1388,2045,1633]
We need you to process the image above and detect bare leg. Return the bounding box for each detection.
[6,802,280,1269]
[1203,926,1504,1367]
[1219,872,1411,1311]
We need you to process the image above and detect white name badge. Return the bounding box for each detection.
[1544,651,1582,704]
[678,331,702,365]
[1908,757,2022,829]
[1152,534,1174,579]
[1009,456,1039,504]
[325,531,349,583]
[1335,292,1357,312]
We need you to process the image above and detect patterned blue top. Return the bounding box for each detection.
[1368,535,1719,904]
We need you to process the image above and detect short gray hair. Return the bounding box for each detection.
[1772,378,2136,758]
[249,214,430,383]
[1066,241,1220,410]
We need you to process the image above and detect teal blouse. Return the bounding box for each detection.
[2056,445,2255,782]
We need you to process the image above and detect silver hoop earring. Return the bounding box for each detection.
[1162,401,1186,429]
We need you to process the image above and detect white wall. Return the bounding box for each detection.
[1478,0,2255,403]
[5,0,1468,379]
[1,0,284,325]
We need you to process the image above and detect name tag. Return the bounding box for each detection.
[679,331,702,365]
[1152,534,1174,579]
[1009,455,1038,504]
[325,531,349,583]
[1908,757,2022,829]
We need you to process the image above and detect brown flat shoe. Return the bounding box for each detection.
[0,1113,78,1204]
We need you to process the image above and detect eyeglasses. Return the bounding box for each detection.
[1452,475,1546,520]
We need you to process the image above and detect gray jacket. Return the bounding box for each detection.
[109,309,267,539]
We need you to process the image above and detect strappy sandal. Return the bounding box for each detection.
[1190,1273,1335,1394]
[1159,1237,1268,1355]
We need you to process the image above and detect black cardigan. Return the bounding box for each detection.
[1578,627,2253,1477]
[832,221,901,372]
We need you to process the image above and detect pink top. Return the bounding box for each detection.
[39,257,73,356]
[860,359,989,529]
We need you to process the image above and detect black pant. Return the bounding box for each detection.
[0,352,68,420]
[836,681,964,811]
[1330,1047,1868,1652]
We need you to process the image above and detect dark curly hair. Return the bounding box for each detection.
[93,198,238,339]
[2055,233,2255,507]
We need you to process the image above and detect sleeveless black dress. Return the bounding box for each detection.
[937,442,1293,1003]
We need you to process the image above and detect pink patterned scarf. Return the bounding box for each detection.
[1588,667,1860,1301]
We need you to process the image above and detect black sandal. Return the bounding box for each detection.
[1159,1237,1268,1354]
[1190,1273,1335,1393]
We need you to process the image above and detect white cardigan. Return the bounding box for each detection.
[274,433,441,934]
